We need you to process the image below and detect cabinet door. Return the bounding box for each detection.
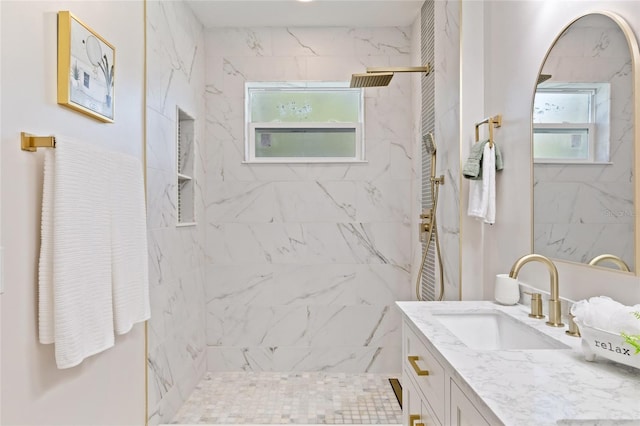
[450,380,490,426]
[404,372,440,426]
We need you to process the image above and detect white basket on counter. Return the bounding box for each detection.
[579,323,640,369]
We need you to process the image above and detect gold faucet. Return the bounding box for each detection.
[509,254,564,327]
[587,254,630,272]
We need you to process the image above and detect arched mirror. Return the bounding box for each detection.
[532,12,640,274]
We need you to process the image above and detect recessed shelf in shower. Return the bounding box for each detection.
[177,107,196,226]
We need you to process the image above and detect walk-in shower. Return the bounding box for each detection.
[149,1,439,421]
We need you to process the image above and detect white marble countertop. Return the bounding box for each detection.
[396,301,640,426]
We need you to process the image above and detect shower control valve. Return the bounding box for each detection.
[419,209,433,235]
[420,223,431,234]
[431,175,445,185]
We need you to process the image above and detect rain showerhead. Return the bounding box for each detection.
[350,72,394,88]
[537,73,552,85]
[349,65,432,88]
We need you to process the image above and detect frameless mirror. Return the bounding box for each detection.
[532,12,640,273]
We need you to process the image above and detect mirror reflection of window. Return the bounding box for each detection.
[533,84,610,163]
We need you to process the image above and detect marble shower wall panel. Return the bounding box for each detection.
[146,1,207,424]
[434,0,461,300]
[205,26,416,373]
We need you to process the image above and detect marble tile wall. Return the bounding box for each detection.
[146,1,207,424]
[533,15,634,269]
[204,26,416,373]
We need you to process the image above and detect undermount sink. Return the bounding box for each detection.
[433,310,570,350]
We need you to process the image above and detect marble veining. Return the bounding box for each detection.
[397,301,640,426]
[204,25,416,373]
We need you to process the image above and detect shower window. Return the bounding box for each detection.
[533,84,610,163]
[244,82,365,163]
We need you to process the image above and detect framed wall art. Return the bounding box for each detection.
[57,11,115,123]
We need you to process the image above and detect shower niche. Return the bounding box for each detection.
[177,107,196,226]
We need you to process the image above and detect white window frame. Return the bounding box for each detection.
[533,123,596,163]
[244,82,365,164]
[533,84,610,164]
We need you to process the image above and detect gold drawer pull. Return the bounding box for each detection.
[408,355,430,376]
[416,423,425,426]
[409,414,420,426]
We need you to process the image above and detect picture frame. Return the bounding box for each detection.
[57,11,115,123]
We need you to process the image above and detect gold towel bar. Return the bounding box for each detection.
[21,132,56,152]
[474,114,502,148]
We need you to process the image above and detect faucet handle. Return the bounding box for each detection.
[566,313,581,337]
[524,292,544,319]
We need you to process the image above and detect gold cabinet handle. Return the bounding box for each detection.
[408,355,430,376]
[409,414,420,426]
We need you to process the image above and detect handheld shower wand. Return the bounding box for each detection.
[416,133,445,301]
[424,133,444,186]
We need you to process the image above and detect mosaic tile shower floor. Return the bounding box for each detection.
[171,372,403,424]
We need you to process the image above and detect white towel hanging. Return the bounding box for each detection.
[109,150,150,335]
[38,138,150,368]
[38,138,115,369]
[467,143,497,224]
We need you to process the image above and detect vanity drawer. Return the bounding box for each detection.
[403,321,445,424]
[403,368,441,426]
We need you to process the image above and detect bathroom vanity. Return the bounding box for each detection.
[397,301,640,426]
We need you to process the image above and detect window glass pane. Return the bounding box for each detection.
[255,128,356,158]
[250,90,360,123]
[533,129,590,160]
[533,91,592,123]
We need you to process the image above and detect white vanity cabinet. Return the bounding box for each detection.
[398,301,640,425]
[402,319,498,426]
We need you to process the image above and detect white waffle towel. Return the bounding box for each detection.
[467,143,497,224]
[109,150,150,335]
[38,139,115,369]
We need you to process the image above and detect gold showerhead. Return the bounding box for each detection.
[350,72,394,88]
[349,65,432,88]
[537,73,552,85]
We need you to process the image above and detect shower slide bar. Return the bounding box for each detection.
[21,132,56,152]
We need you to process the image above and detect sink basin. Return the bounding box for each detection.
[433,310,569,350]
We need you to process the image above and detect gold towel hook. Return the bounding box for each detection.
[21,132,56,152]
